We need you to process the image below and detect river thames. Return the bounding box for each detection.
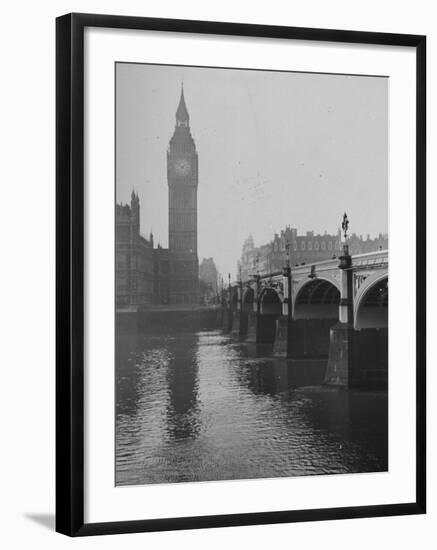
[115,327,388,486]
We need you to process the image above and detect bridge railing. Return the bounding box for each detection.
[235,249,388,287]
[352,249,388,271]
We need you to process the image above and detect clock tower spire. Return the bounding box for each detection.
[167,85,199,305]
[175,83,189,126]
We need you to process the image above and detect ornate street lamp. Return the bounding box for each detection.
[249,253,262,314]
[339,212,353,323]
[238,260,243,311]
[283,239,292,320]
[341,212,350,247]
[340,212,352,269]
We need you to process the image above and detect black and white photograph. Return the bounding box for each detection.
[115,63,389,487]
[0,0,431,545]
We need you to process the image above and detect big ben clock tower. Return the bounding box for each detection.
[167,86,199,305]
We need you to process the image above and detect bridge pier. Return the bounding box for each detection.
[246,312,260,343]
[324,324,355,386]
[231,310,243,337]
[231,310,249,338]
[215,307,223,327]
[324,245,355,387]
[222,306,233,333]
[272,316,292,357]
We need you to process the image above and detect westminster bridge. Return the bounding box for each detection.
[221,247,388,387]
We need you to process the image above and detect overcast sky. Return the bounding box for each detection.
[116,63,388,279]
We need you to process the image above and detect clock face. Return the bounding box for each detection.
[173,158,191,176]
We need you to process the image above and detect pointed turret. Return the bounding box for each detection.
[169,85,196,153]
[176,84,189,125]
[130,189,139,222]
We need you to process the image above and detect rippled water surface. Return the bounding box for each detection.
[115,328,387,486]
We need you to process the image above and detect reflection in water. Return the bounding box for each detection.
[116,328,387,486]
[165,333,201,442]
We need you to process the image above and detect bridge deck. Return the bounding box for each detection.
[238,249,388,285]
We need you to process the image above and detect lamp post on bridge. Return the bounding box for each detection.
[221,272,233,333]
[227,272,232,308]
[283,239,292,320]
[228,260,246,338]
[273,239,293,357]
[238,260,243,305]
[324,212,355,387]
[242,253,262,344]
[250,253,261,314]
[339,212,353,324]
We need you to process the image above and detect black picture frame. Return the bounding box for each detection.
[56,12,426,537]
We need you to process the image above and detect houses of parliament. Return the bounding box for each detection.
[116,87,200,309]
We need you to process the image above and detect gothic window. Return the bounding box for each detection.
[293,242,298,251]
[328,241,333,250]
[308,241,312,251]
[301,241,306,251]
[321,241,326,250]
[314,241,320,251]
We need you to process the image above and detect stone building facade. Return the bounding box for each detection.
[239,226,388,280]
[115,192,154,308]
[115,87,200,310]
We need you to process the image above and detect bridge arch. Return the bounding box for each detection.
[355,275,388,329]
[293,278,340,320]
[259,287,283,316]
[289,278,340,358]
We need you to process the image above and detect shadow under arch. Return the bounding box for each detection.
[353,276,388,385]
[291,278,340,358]
[258,287,282,344]
[294,278,340,319]
[239,286,255,337]
[355,276,388,329]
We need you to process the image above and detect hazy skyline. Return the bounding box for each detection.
[116,63,388,279]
